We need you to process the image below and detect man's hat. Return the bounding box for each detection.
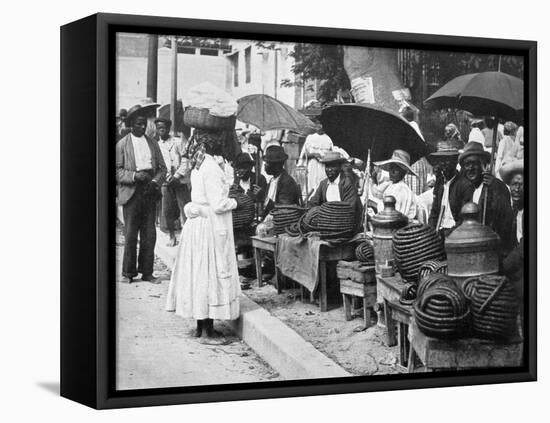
[154,117,172,126]
[126,98,160,126]
[499,160,524,185]
[427,140,459,165]
[263,145,288,163]
[319,151,347,164]
[234,152,255,168]
[374,149,418,177]
[458,142,491,165]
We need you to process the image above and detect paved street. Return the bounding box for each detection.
[115,240,281,390]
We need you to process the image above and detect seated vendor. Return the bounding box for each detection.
[309,151,362,229]
[373,150,418,220]
[262,145,301,219]
[233,152,267,203]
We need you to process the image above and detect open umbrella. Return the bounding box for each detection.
[318,103,428,164]
[425,71,524,224]
[237,94,317,135]
[424,71,523,122]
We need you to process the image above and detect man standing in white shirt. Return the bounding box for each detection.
[155,118,186,247]
[116,105,167,283]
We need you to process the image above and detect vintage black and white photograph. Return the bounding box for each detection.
[114,31,527,391]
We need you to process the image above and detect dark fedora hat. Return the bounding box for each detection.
[427,140,459,165]
[234,152,255,168]
[263,145,288,162]
[458,142,491,165]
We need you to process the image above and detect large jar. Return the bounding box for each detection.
[371,196,408,274]
[445,202,500,284]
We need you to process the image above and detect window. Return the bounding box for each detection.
[200,48,218,56]
[245,47,251,83]
[231,53,239,87]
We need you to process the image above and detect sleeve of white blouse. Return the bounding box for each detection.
[204,164,238,214]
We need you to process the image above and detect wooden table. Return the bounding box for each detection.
[251,235,282,292]
[312,243,356,312]
[407,320,523,372]
[337,261,377,328]
[376,274,413,367]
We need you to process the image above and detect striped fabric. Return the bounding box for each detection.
[404,157,432,195]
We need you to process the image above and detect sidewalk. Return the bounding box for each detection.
[115,232,281,390]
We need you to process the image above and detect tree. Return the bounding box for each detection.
[281,43,350,104]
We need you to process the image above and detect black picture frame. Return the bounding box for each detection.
[60,12,537,409]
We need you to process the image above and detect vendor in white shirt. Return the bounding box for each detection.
[309,151,363,230]
[373,150,418,220]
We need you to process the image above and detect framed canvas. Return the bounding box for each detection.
[60,12,537,409]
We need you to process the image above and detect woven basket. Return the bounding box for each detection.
[272,205,305,236]
[317,201,356,239]
[463,275,519,340]
[229,191,255,229]
[183,107,236,131]
[393,223,446,283]
[355,242,375,264]
[414,284,470,339]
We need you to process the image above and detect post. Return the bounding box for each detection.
[273,49,279,99]
[482,117,498,224]
[146,34,158,101]
[170,36,178,136]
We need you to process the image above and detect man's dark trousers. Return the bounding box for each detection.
[122,182,157,278]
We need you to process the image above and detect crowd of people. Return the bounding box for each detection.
[115,99,525,340]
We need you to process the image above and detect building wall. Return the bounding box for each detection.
[116,34,227,110]
[225,40,301,110]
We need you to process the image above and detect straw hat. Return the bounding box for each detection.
[374,149,418,177]
[499,160,524,185]
[458,142,491,165]
[319,151,347,164]
[126,98,160,126]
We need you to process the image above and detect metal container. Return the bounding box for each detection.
[371,195,408,274]
[445,202,500,284]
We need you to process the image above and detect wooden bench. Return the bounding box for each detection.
[376,274,414,368]
[337,261,376,328]
[407,319,523,372]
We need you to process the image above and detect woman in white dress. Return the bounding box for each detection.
[298,125,334,196]
[165,131,243,338]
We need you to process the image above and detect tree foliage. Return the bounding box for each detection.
[282,43,350,104]
[283,43,524,105]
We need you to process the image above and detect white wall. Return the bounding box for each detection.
[226,41,299,108]
[116,46,227,110]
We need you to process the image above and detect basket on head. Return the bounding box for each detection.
[183,107,236,131]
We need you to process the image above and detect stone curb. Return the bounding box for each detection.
[154,229,351,380]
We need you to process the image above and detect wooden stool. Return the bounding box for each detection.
[251,235,282,293]
[376,274,413,368]
[407,319,523,373]
[337,261,376,328]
